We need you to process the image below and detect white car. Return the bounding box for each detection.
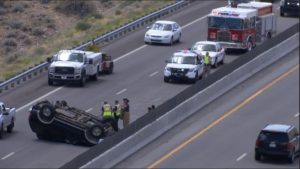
[164,50,204,83]
[191,41,225,68]
[144,20,182,45]
[0,102,16,139]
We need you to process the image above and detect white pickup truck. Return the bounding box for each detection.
[0,102,16,139]
[47,50,114,87]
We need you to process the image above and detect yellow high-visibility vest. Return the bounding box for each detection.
[204,55,210,65]
[103,104,112,117]
[115,104,121,116]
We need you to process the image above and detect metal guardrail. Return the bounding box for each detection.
[0,0,190,93]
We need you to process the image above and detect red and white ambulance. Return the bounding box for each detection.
[207,1,276,51]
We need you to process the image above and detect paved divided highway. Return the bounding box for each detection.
[0,1,298,168]
[115,48,299,168]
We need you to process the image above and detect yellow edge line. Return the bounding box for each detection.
[148,64,299,169]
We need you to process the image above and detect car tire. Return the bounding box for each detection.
[246,39,253,52]
[288,149,295,164]
[255,152,261,161]
[164,77,169,83]
[37,104,56,124]
[177,33,181,43]
[0,124,3,139]
[212,58,218,68]
[169,37,174,46]
[79,72,86,87]
[48,78,53,86]
[192,73,198,83]
[84,124,105,145]
[220,55,225,65]
[7,118,14,133]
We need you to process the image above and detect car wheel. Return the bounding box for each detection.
[164,77,169,83]
[213,58,218,68]
[0,124,3,139]
[220,55,225,65]
[288,149,295,164]
[177,33,181,43]
[84,124,105,145]
[7,118,14,133]
[79,73,86,87]
[255,152,261,161]
[48,78,53,86]
[246,39,253,52]
[192,73,198,83]
[169,37,174,46]
[37,104,56,124]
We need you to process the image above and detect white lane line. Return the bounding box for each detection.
[86,108,93,112]
[114,45,147,62]
[1,152,15,160]
[182,15,208,29]
[16,87,63,112]
[149,71,159,77]
[116,88,127,95]
[294,113,299,117]
[236,153,247,161]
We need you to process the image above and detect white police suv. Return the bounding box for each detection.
[164,50,204,83]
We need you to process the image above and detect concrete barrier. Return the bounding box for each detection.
[80,32,299,168]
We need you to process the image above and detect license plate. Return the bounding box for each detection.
[269,142,276,148]
[61,76,67,79]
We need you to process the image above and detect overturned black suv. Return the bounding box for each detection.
[29,100,115,146]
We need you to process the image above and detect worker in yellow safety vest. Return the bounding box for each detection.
[203,52,211,77]
[113,100,122,131]
[101,101,118,131]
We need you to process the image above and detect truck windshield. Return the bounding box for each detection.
[208,16,243,30]
[56,52,84,63]
[170,56,197,65]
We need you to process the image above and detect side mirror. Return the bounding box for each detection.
[46,57,52,63]
[88,59,93,64]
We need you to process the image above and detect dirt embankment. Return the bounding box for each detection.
[0,0,174,81]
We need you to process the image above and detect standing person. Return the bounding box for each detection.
[121,98,130,127]
[203,52,211,77]
[101,101,118,131]
[113,100,121,131]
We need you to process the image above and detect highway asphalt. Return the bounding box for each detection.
[115,48,299,168]
[0,0,298,168]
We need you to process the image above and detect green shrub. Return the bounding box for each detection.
[4,38,18,47]
[115,10,121,15]
[76,21,91,31]
[32,27,45,36]
[10,20,23,29]
[93,13,103,19]
[35,47,46,55]
[55,1,96,17]
[6,31,19,38]
[12,2,24,13]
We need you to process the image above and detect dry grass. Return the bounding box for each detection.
[0,0,175,81]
